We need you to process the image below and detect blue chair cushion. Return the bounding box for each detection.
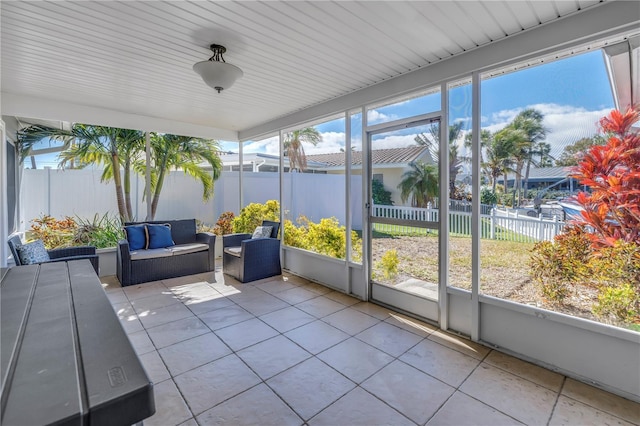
[147,224,175,249]
[124,225,148,250]
[16,239,51,265]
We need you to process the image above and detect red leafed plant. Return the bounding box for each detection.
[571,106,640,247]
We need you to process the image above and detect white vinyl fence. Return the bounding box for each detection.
[18,169,362,231]
[373,204,565,242]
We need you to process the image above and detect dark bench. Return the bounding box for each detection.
[0,260,155,426]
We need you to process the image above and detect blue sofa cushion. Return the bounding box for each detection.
[147,224,175,249]
[124,225,148,250]
[16,239,51,265]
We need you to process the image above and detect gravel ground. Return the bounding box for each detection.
[371,234,601,322]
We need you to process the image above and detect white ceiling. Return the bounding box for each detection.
[0,0,621,140]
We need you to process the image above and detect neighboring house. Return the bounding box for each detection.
[217,146,433,207]
[505,166,581,192]
[307,146,433,207]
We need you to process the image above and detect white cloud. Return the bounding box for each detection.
[371,134,417,149]
[243,136,279,155]
[305,131,346,155]
[367,109,398,125]
[483,103,611,158]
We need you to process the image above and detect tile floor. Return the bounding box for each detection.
[101,265,640,426]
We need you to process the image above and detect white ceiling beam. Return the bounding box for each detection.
[1,93,238,141]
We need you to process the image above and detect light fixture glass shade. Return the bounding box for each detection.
[193,60,243,93]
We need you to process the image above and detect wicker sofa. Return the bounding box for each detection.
[116,219,215,286]
[222,220,281,283]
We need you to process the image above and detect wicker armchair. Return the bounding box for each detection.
[8,235,99,274]
[222,220,281,283]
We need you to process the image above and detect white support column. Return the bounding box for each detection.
[0,119,8,268]
[278,131,284,241]
[238,140,244,212]
[344,111,352,294]
[471,71,482,341]
[145,131,152,220]
[439,84,450,330]
[362,106,370,302]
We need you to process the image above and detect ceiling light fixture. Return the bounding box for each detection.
[193,44,243,93]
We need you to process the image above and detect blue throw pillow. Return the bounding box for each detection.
[16,239,50,265]
[124,225,148,250]
[147,224,175,249]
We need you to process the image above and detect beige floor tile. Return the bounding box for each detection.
[159,332,231,376]
[309,387,414,426]
[299,281,332,295]
[285,320,350,354]
[384,312,437,337]
[169,282,220,300]
[182,294,235,316]
[259,306,316,333]
[400,339,481,387]
[324,290,361,306]
[356,321,424,357]
[122,281,168,301]
[138,302,195,329]
[197,384,303,426]
[177,418,198,426]
[253,279,299,295]
[138,350,171,384]
[144,379,192,426]
[549,395,636,426]
[128,330,155,355]
[197,305,253,330]
[561,378,640,424]
[100,275,122,290]
[275,286,319,304]
[351,301,394,320]
[295,295,347,318]
[362,360,455,425]
[237,335,311,379]
[322,308,380,335]
[235,292,290,316]
[267,357,355,421]
[460,363,558,425]
[215,317,279,351]
[130,292,181,314]
[174,354,261,415]
[226,286,271,304]
[485,350,564,392]
[112,301,144,334]
[428,330,490,360]
[146,316,210,349]
[317,337,394,383]
[105,289,128,304]
[427,391,523,425]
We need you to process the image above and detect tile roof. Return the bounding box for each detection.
[507,166,573,180]
[307,146,431,167]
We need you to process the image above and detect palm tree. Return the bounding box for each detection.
[511,109,548,198]
[397,161,439,208]
[415,121,464,196]
[18,124,144,221]
[284,128,322,172]
[148,134,222,219]
[493,126,527,201]
[483,133,515,193]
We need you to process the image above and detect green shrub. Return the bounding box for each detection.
[232,200,280,233]
[284,215,362,260]
[372,179,393,205]
[594,283,639,324]
[377,249,399,280]
[480,188,498,205]
[74,213,125,248]
[529,225,592,303]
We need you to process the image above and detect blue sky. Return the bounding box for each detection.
[239,50,614,160]
[33,50,614,167]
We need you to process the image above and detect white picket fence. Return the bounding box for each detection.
[372,204,565,242]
